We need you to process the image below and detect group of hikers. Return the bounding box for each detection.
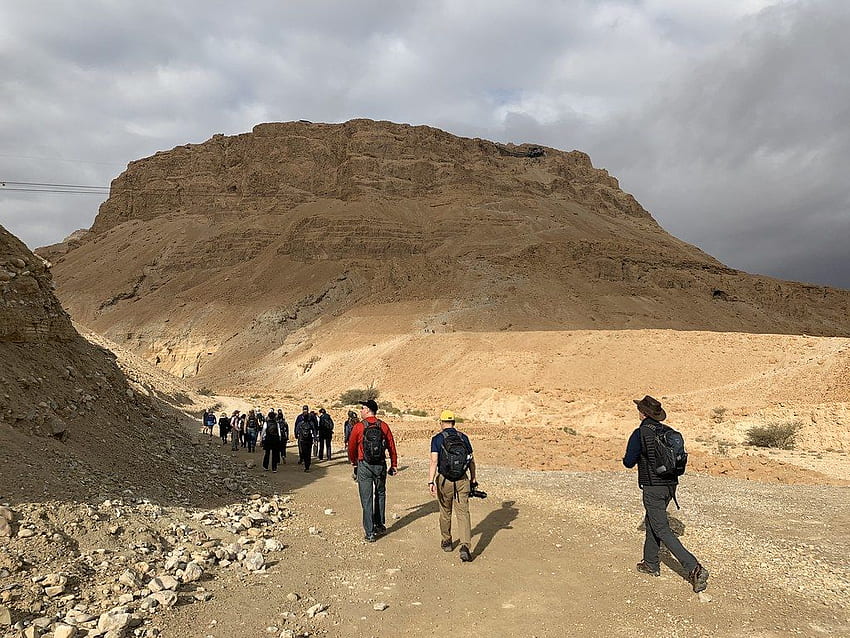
[201,394,709,592]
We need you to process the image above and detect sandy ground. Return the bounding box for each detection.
[154,429,850,638]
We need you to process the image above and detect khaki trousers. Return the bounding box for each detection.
[436,474,471,547]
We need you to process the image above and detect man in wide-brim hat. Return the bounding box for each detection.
[623,395,709,593]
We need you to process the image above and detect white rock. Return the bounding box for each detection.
[97,611,131,634]
[243,552,264,572]
[286,592,300,602]
[151,590,178,608]
[373,602,389,611]
[306,603,327,618]
[148,575,179,592]
[698,592,713,603]
[323,509,334,515]
[182,561,203,583]
[54,625,78,638]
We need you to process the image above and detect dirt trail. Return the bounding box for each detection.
[163,439,850,638]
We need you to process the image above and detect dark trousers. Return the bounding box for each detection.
[356,461,387,536]
[642,485,697,572]
[318,431,332,459]
[246,429,258,453]
[298,439,312,469]
[263,439,282,471]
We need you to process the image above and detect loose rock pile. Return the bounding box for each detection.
[0,494,294,637]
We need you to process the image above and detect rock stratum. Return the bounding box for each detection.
[0,224,250,504]
[39,120,850,406]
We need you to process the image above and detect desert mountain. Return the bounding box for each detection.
[0,224,247,503]
[39,120,850,410]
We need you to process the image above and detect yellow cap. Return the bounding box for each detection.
[439,410,455,422]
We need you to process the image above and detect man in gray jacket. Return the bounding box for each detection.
[623,395,709,593]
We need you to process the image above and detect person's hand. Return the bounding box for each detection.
[388,467,397,476]
[429,482,436,496]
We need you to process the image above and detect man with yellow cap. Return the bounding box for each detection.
[428,410,476,562]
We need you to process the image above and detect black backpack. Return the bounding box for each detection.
[362,421,386,464]
[298,418,313,442]
[648,423,688,479]
[438,430,471,481]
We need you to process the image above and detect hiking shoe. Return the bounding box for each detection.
[636,561,660,577]
[364,534,377,543]
[374,524,387,535]
[459,545,472,562]
[689,563,709,593]
[441,539,453,552]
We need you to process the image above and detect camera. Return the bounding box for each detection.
[470,481,487,499]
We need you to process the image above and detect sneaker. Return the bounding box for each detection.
[440,539,453,552]
[459,545,472,562]
[636,561,660,577]
[272,469,277,473]
[364,534,377,543]
[374,524,387,535]
[689,563,709,593]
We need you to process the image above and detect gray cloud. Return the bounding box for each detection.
[1,0,847,288]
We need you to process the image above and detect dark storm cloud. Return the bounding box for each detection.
[1,1,846,288]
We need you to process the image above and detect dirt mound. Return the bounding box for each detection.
[0,224,248,505]
[39,120,850,388]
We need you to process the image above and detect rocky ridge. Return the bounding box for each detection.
[39,119,850,390]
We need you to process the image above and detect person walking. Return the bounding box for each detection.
[230,411,242,451]
[623,395,709,592]
[261,414,284,472]
[347,399,398,542]
[218,412,231,445]
[428,410,476,562]
[276,408,289,463]
[343,410,357,449]
[245,409,260,453]
[318,408,334,460]
[295,405,317,471]
[202,409,216,437]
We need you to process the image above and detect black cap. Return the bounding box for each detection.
[359,399,378,414]
[302,405,309,410]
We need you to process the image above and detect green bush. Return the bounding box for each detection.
[561,426,577,436]
[403,409,428,417]
[745,420,802,449]
[339,387,380,405]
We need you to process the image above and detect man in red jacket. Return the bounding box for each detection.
[347,399,398,542]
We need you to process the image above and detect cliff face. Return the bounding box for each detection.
[39,119,850,384]
[0,225,229,502]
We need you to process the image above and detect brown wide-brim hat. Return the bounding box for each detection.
[633,395,666,421]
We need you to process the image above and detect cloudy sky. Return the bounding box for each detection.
[1,0,848,288]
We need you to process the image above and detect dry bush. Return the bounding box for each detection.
[745,420,802,449]
[710,406,727,422]
[339,387,380,405]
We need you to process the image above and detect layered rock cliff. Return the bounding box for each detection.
[39,119,850,386]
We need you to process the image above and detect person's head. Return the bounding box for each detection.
[359,399,378,417]
[302,404,309,413]
[319,408,326,414]
[633,395,666,422]
[348,410,357,420]
[277,409,283,414]
[439,410,456,428]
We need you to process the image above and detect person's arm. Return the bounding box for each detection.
[468,457,477,483]
[384,423,398,470]
[623,429,642,468]
[347,423,362,465]
[428,451,439,495]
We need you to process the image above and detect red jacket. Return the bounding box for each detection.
[347,417,398,467]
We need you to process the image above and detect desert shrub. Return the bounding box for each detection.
[745,420,802,449]
[715,439,733,456]
[404,409,428,417]
[562,426,577,436]
[198,387,214,396]
[339,387,380,405]
[710,406,727,422]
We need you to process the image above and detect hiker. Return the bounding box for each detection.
[623,395,709,593]
[245,409,260,453]
[261,414,285,472]
[218,412,231,445]
[231,411,244,451]
[343,410,357,448]
[276,408,289,462]
[318,408,334,460]
[295,405,317,471]
[310,410,320,457]
[428,410,476,562]
[202,409,216,436]
[347,399,398,542]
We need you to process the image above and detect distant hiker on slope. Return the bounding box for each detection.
[347,399,398,542]
[428,410,476,562]
[295,405,318,472]
[623,395,709,593]
[318,408,334,460]
[202,409,216,436]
